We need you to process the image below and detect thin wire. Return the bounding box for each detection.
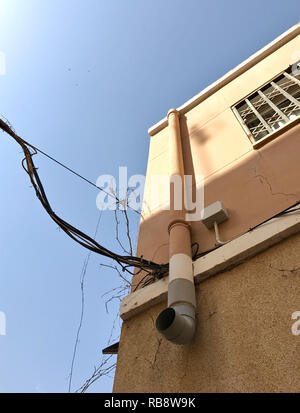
[276,206,300,216]
[249,201,300,231]
[21,138,140,215]
[6,117,297,290]
[0,117,168,278]
[192,202,300,261]
[68,211,103,393]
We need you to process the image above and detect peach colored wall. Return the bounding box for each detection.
[114,232,300,393]
[135,34,300,276]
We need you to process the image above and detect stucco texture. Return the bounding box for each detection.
[114,232,300,393]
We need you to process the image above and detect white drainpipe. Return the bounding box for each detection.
[155,109,196,345]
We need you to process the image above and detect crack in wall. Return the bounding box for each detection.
[253,171,298,199]
[270,263,300,277]
[179,352,190,383]
[143,337,162,370]
[251,151,298,199]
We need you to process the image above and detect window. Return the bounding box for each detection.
[233,67,300,145]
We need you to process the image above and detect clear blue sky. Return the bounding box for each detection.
[0,0,298,393]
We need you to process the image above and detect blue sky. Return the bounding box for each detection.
[0,0,298,393]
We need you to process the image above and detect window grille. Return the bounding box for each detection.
[233,67,300,143]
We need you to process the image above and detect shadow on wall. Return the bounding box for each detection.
[133,122,300,289]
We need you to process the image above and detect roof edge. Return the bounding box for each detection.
[148,22,300,137]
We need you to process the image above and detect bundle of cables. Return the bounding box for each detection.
[0,118,168,282]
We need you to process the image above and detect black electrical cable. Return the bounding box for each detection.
[275,206,300,217]
[2,117,298,288]
[0,118,169,280]
[19,138,140,215]
[248,201,300,231]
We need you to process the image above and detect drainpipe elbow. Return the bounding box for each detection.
[155,303,195,345]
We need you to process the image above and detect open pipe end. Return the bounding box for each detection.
[155,306,195,345]
[156,307,176,331]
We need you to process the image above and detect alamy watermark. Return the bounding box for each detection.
[95,167,205,221]
[0,52,6,76]
[0,311,6,336]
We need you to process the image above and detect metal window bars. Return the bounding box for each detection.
[233,68,300,143]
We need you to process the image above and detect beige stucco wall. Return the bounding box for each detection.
[114,232,300,393]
